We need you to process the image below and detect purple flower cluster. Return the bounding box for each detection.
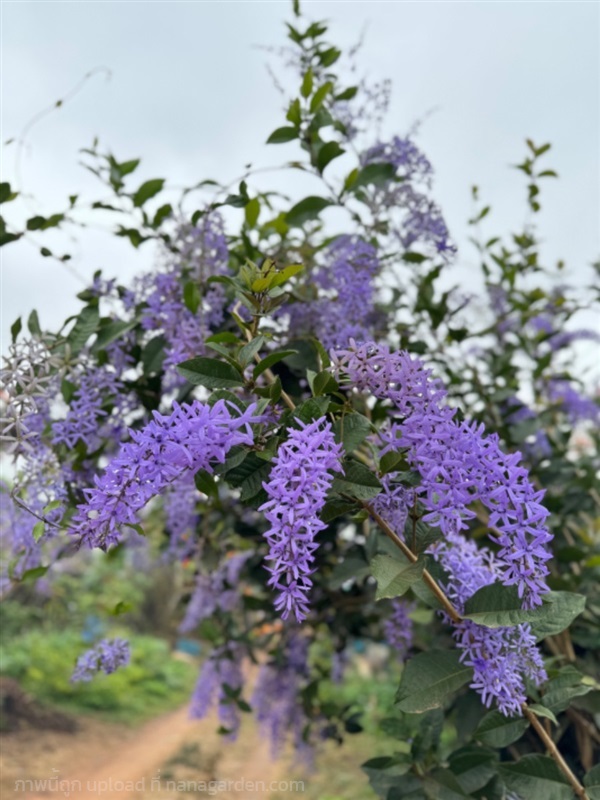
[363,136,433,184]
[430,532,547,716]
[546,379,600,424]
[252,633,313,760]
[190,645,244,740]
[52,366,128,450]
[71,400,263,550]
[383,599,415,661]
[286,235,380,350]
[71,638,130,682]
[179,551,253,632]
[333,341,553,609]
[163,473,201,561]
[140,213,229,387]
[260,417,343,623]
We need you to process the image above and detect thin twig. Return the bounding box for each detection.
[522,704,589,800]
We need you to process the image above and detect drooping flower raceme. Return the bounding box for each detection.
[333,341,553,609]
[71,638,130,682]
[430,531,547,716]
[286,235,380,351]
[384,599,415,662]
[179,551,253,632]
[71,400,263,550]
[190,645,244,741]
[260,417,343,623]
[252,632,313,760]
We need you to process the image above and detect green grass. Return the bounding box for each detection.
[1,628,197,724]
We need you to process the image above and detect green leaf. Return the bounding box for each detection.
[244,197,260,227]
[142,335,166,376]
[238,336,265,367]
[27,309,41,336]
[225,452,271,501]
[266,126,299,144]
[498,755,572,800]
[286,98,301,126]
[371,554,423,601]
[194,469,219,500]
[351,163,396,191]
[19,565,49,582]
[320,497,358,525]
[584,764,600,800]
[0,182,18,203]
[253,349,298,380]
[269,262,304,288]
[10,316,22,342]
[68,305,100,353]
[332,461,382,501]
[176,357,244,389]
[335,86,358,101]
[423,768,470,800]
[448,746,496,794]
[319,47,341,67]
[118,158,140,177]
[92,319,137,352]
[183,281,201,314]
[153,203,172,227]
[301,68,313,98]
[290,396,330,424]
[528,703,558,725]
[475,709,529,747]
[32,521,45,542]
[310,80,333,113]
[329,554,371,588]
[395,650,473,713]
[541,666,596,714]
[317,141,345,173]
[132,178,165,207]
[463,585,585,637]
[111,601,133,616]
[333,412,372,454]
[286,196,331,227]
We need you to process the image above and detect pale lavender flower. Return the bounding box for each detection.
[190,645,244,741]
[384,599,415,661]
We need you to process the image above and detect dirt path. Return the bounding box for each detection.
[4,704,295,800]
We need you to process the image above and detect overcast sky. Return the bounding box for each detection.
[2,0,599,349]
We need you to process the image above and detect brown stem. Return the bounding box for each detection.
[522,704,589,800]
[361,500,462,624]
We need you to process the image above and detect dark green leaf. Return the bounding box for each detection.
[266,126,299,144]
[475,709,529,747]
[371,554,423,601]
[10,316,22,342]
[68,305,100,353]
[286,196,331,227]
[448,746,496,794]
[27,310,41,336]
[142,335,166,376]
[351,163,396,191]
[332,461,382,501]
[244,197,260,227]
[498,755,572,800]
[183,281,201,314]
[132,178,165,207]
[320,497,358,525]
[584,763,600,800]
[335,86,358,101]
[0,182,18,203]
[153,203,172,227]
[310,80,333,113]
[194,469,219,500]
[19,565,49,582]
[463,585,585,637]
[238,336,265,367]
[224,452,271,501]
[333,412,371,453]
[301,68,313,98]
[253,349,298,379]
[317,141,345,173]
[395,650,473,713]
[92,319,137,352]
[176,357,244,389]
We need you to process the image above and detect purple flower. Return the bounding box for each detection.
[260,417,343,623]
[333,341,553,610]
[430,532,547,716]
[71,638,130,682]
[286,235,380,350]
[190,645,244,741]
[71,400,263,549]
[179,551,253,632]
[384,599,415,661]
[546,379,600,424]
[362,136,433,184]
[252,633,312,759]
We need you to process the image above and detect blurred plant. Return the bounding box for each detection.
[1,1,599,797]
